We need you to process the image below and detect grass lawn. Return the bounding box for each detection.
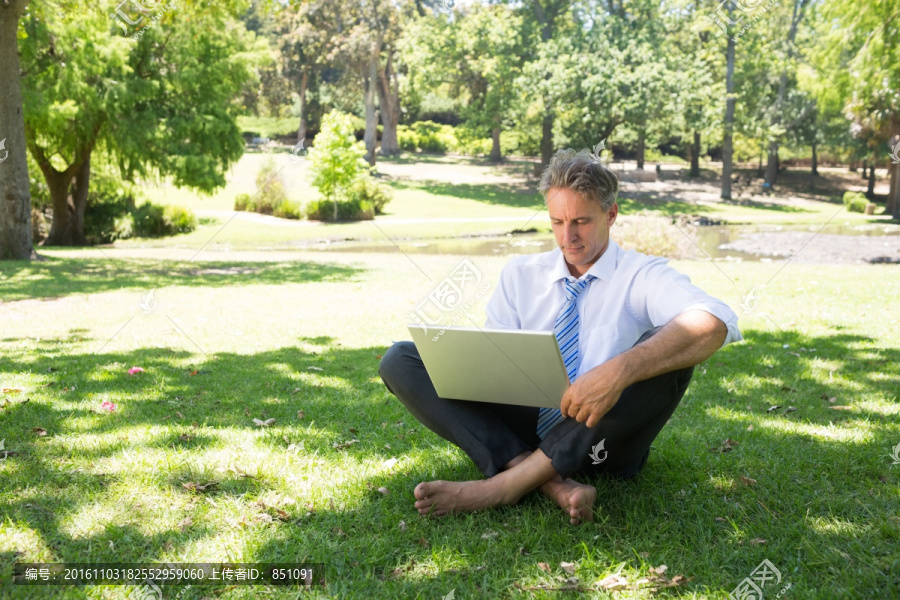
[1,246,898,599]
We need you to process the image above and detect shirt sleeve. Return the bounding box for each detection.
[484,260,521,329]
[628,258,743,346]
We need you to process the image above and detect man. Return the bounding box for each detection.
[378,149,742,524]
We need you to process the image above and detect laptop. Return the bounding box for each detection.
[407,324,569,408]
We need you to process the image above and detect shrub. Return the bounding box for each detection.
[348,177,392,215]
[31,209,48,244]
[273,198,303,220]
[305,199,374,221]
[234,193,251,211]
[397,125,418,152]
[164,205,197,233]
[84,174,136,245]
[842,191,868,213]
[252,158,289,215]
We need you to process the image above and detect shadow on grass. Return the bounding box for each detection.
[0,257,363,302]
[1,328,897,597]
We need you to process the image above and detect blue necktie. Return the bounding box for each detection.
[536,275,597,439]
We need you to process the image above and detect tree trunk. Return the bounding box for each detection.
[376,53,400,156]
[849,159,857,172]
[540,111,553,168]
[636,131,645,170]
[363,55,378,166]
[721,17,736,200]
[866,161,876,198]
[811,142,818,176]
[297,69,309,143]
[764,0,808,189]
[764,141,779,186]
[42,164,87,246]
[0,0,33,260]
[888,134,900,219]
[861,162,868,179]
[490,115,501,163]
[689,131,700,177]
[757,146,764,177]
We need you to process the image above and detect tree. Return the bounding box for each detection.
[275,0,331,142]
[811,0,900,218]
[308,110,370,220]
[21,0,260,246]
[0,0,32,260]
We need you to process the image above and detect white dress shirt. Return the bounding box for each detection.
[484,239,742,378]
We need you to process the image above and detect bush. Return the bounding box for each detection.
[164,205,197,233]
[233,160,302,219]
[234,193,251,211]
[842,191,868,213]
[395,121,458,154]
[305,199,374,221]
[348,177,392,215]
[273,198,303,220]
[84,174,136,245]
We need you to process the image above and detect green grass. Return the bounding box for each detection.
[1,249,898,599]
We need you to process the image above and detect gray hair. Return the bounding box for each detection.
[537,149,619,211]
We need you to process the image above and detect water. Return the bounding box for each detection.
[309,222,900,262]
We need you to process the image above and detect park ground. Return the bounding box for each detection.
[1,152,898,599]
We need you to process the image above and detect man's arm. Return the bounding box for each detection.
[560,309,727,428]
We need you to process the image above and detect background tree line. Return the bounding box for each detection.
[1,0,898,260]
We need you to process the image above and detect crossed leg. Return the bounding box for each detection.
[412,448,597,525]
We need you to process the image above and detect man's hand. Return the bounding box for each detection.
[560,359,627,428]
[560,310,728,428]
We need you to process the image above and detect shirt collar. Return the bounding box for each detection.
[546,239,620,285]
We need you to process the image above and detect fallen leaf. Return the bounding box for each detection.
[176,411,185,419]
[2,387,23,393]
[100,401,117,412]
[750,538,767,545]
[537,562,551,573]
[182,481,217,492]
[417,537,430,548]
[649,565,667,576]
[830,405,853,411]
[31,427,47,436]
[349,427,358,433]
[519,546,530,556]
[715,517,726,522]
[307,366,323,371]
[377,487,389,495]
[178,433,195,442]
[296,410,305,419]
[128,367,144,375]
[189,370,199,376]
[740,476,757,486]
[597,573,629,591]
[746,425,754,431]
[382,457,399,469]
[481,531,498,539]
[398,520,407,531]
[766,405,781,413]
[332,439,358,449]
[178,517,193,530]
[560,562,576,574]
[253,418,276,427]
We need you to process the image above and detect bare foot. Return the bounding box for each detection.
[539,477,597,525]
[413,479,511,517]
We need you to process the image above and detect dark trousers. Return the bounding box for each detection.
[377,330,693,480]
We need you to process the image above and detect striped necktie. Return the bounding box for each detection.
[536,275,597,439]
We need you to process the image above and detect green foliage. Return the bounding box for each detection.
[305,199,374,221]
[842,191,869,213]
[83,173,139,245]
[396,121,457,153]
[163,205,198,234]
[273,199,303,220]
[234,193,252,212]
[348,178,392,216]
[233,159,303,220]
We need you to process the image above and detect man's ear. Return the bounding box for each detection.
[607,203,619,227]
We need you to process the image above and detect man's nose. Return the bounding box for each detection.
[563,223,577,243]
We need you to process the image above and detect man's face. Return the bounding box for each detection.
[546,187,618,277]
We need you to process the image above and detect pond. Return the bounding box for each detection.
[306,222,900,263]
